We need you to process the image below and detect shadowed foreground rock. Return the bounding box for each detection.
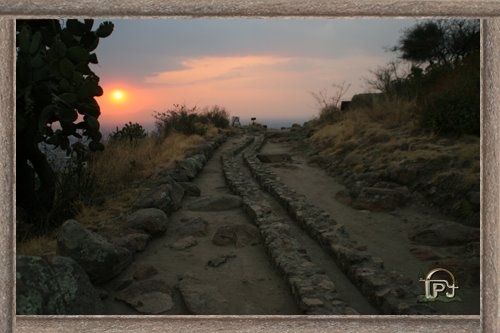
[133,178,185,214]
[57,219,133,284]
[16,255,103,314]
[125,208,169,236]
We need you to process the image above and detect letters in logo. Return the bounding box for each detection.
[419,268,459,300]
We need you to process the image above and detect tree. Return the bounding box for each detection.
[394,19,479,68]
[16,19,114,218]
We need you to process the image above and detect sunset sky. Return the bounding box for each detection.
[92,19,417,130]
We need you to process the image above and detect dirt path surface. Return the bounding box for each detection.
[101,133,478,315]
[102,136,299,315]
[259,138,479,315]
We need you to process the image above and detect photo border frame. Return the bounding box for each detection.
[1,1,499,332]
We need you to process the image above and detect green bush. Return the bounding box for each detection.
[154,104,206,136]
[109,122,147,143]
[204,105,230,129]
[154,104,231,137]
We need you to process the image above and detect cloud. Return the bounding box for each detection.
[143,55,291,85]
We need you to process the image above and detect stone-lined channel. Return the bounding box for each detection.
[222,134,435,315]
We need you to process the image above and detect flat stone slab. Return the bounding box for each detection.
[170,236,198,250]
[177,275,230,314]
[187,195,242,211]
[126,292,174,314]
[115,279,173,314]
[132,264,159,281]
[176,217,208,237]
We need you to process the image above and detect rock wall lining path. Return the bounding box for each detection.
[222,136,358,315]
[226,134,435,315]
[16,134,227,315]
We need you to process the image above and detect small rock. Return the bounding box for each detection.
[408,220,479,246]
[212,224,260,247]
[127,292,174,314]
[409,245,443,260]
[352,186,409,212]
[179,182,201,196]
[176,217,208,237]
[170,236,198,250]
[133,264,159,281]
[207,254,236,268]
[302,297,324,306]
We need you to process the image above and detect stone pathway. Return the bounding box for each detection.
[97,132,478,315]
[101,136,299,315]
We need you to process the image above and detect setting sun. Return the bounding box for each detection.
[112,90,125,102]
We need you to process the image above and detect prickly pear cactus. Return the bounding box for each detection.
[16,19,113,217]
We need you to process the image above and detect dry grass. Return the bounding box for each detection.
[17,234,57,256]
[18,130,211,256]
[309,96,479,191]
[75,130,207,228]
[89,131,205,192]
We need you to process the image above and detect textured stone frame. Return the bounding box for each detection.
[1,1,498,332]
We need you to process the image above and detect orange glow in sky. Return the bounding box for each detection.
[97,83,159,127]
[112,90,125,102]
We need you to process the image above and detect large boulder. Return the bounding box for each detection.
[187,195,242,211]
[179,182,201,197]
[57,220,133,284]
[125,208,168,236]
[133,178,185,214]
[16,255,104,315]
[176,154,206,180]
[408,220,480,246]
